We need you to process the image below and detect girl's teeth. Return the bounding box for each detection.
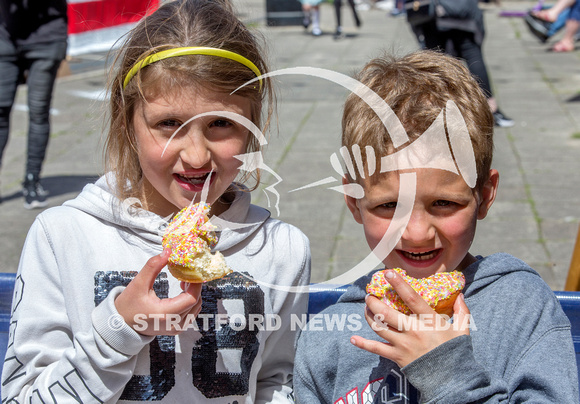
[179,174,207,184]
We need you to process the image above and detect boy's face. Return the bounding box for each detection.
[345,168,498,278]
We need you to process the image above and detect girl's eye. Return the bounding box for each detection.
[210,119,232,128]
[158,119,181,128]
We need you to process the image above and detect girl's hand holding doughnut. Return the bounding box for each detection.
[114,248,203,336]
[350,269,471,368]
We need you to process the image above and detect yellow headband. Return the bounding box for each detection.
[123,46,263,89]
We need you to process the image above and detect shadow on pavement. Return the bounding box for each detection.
[1,174,99,203]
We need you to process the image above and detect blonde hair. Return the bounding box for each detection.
[342,50,494,190]
[104,0,274,202]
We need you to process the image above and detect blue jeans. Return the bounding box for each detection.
[546,7,569,37]
[545,0,580,37]
[0,40,67,178]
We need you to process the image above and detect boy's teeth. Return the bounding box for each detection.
[403,250,437,261]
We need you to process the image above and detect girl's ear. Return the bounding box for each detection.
[343,177,363,224]
[477,169,499,220]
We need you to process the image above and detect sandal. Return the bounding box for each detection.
[532,9,555,23]
[552,40,575,52]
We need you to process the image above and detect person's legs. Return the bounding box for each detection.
[552,18,580,50]
[534,0,576,21]
[334,0,342,28]
[334,0,344,37]
[24,49,63,178]
[548,7,570,36]
[302,3,313,29]
[451,31,493,98]
[20,41,66,209]
[0,42,20,173]
[421,21,447,50]
[311,5,321,35]
[347,0,361,28]
[553,0,580,50]
[451,31,514,127]
[391,0,406,16]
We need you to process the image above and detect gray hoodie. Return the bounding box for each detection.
[295,253,579,403]
[1,175,311,403]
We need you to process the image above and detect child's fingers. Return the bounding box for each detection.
[133,249,171,291]
[364,296,404,336]
[350,335,395,359]
[365,295,399,328]
[383,270,432,314]
[452,293,471,335]
[182,295,203,319]
[166,293,203,333]
[161,287,201,315]
[178,284,203,315]
[181,282,203,298]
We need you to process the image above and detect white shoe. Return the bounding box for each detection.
[375,0,393,10]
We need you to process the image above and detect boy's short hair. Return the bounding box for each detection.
[342,50,494,190]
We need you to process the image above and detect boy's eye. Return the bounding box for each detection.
[433,200,453,207]
[379,202,397,209]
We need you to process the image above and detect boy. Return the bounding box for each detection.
[293,51,579,403]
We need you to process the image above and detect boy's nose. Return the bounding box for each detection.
[401,209,435,245]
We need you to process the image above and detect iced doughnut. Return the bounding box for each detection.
[162,202,232,283]
[366,268,465,317]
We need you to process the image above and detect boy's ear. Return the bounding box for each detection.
[343,177,363,224]
[477,169,499,220]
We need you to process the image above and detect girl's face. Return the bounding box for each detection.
[132,84,253,217]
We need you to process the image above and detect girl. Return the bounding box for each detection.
[1,0,311,402]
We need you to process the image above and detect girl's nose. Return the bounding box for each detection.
[180,127,210,169]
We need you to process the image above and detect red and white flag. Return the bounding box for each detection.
[67,0,159,56]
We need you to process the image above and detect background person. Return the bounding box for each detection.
[409,0,515,127]
[301,0,324,36]
[333,0,362,39]
[0,0,68,208]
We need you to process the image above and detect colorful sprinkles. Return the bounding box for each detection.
[366,268,465,315]
[162,202,217,267]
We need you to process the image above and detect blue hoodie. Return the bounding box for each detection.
[294,253,579,403]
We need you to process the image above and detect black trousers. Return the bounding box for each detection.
[420,22,493,98]
[0,39,67,178]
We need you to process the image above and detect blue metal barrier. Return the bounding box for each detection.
[0,272,16,386]
[1,275,580,396]
[554,291,580,368]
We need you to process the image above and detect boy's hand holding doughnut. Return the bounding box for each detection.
[351,269,471,368]
[114,249,203,336]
